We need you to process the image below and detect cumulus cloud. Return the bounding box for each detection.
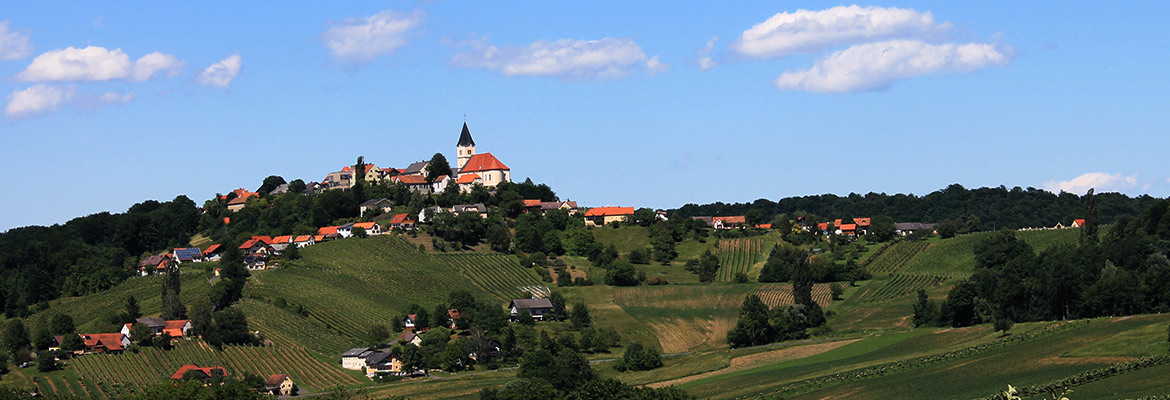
[452,37,659,80]
[0,21,34,61]
[17,46,131,81]
[131,52,185,81]
[17,46,185,82]
[733,5,948,58]
[774,40,1011,93]
[4,85,132,119]
[322,10,423,62]
[198,54,241,88]
[646,56,670,75]
[5,85,67,118]
[1042,172,1139,195]
[697,36,717,71]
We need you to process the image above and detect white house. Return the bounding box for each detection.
[341,348,374,370]
[337,223,355,238]
[418,206,444,224]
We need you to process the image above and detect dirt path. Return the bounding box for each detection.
[646,339,860,388]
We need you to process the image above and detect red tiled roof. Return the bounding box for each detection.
[853,218,871,227]
[271,235,292,244]
[170,364,228,380]
[1074,219,1085,226]
[456,174,482,184]
[223,217,230,224]
[163,320,189,337]
[80,333,126,352]
[833,219,842,227]
[713,216,746,224]
[313,235,326,242]
[294,235,313,243]
[353,222,376,230]
[756,224,772,229]
[460,153,509,173]
[388,214,413,225]
[395,175,428,185]
[817,222,829,230]
[523,199,541,207]
[203,244,222,255]
[839,223,857,231]
[318,226,339,235]
[584,207,635,217]
[265,373,289,387]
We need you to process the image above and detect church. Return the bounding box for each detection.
[452,122,511,187]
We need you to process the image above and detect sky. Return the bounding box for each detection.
[1,1,1169,230]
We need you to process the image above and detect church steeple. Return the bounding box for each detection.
[456,122,476,169]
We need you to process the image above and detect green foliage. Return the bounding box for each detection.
[614,342,663,372]
[727,295,773,348]
[685,250,720,282]
[517,348,594,392]
[604,260,639,286]
[131,322,154,347]
[550,292,568,321]
[870,215,897,242]
[257,175,286,196]
[912,289,939,327]
[427,152,453,183]
[759,246,805,283]
[49,313,75,336]
[35,349,58,372]
[570,302,591,330]
[2,318,30,358]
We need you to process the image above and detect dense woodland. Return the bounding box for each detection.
[672,184,1159,230]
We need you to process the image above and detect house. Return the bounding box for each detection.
[894,222,938,236]
[121,319,191,339]
[445,309,463,330]
[202,244,223,261]
[322,169,353,189]
[509,298,554,321]
[172,247,204,263]
[163,320,193,338]
[691,216,714,228]
[293,235,315,248]
[341,348,374,370]
[239,237,274,255]
[456,173,483,193]
[393,331,422,347]
[522,199,543,212]
[137,254,172,275]
[838,223,858,236]
[265,374,296,396]
[418,206,444,224]
[403,314,418,331]
[78,333,129,353]
[852,218,872,235]
[360,198,394,217]
[541,201,579,214]
[392,174,433,194]
[313,234,328,243]
[318,226,340,237]
[387,214,416,230]
[337,223,355,238]
[431,175,452,193]
[712,216,747,230]
[454,123,512,187]
[452,203,488,218]
[271,235,293,245]
[584,207,635,227]
[268,183,289,196]
[816,222,831,234]
[401,161,430,177]
[222,189,258,212]
[656,210,669,221]
[755,224,773,229]
[170,364,228,382]
[1071,219,1086,228]
[353,221,382,235]
[364,352,404,377]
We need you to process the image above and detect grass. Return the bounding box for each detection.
[902,230,1079,277]
[592,225,650,254]
[613,285,756,353]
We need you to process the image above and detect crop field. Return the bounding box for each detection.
[752,284,833,308]
[864,240,930,274]
[247,236,542,343]
[436,253,543,300]
[902,229,1078,277]
[71,340,361,394]
[237,299,356,356]
[614,285,756,353]
[857,273,948,303]
[715,237,770,282]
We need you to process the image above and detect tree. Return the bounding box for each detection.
[36,350,59,372]
[123,295,142,323]
[50,313,75,335]
[61,333,85,352]
[131,323,154,347]
[352,227,368,238]
[759,246,805,283]
[965,214,983,233]
[353,156,368,206]
[401,345,424,374]
[571,303,592,330]
[604,260,639,286]
[727,295,773,348]
[257,175,286,195]
[488,224,512,253]
[745,210,764,227]
[288,179,307,194]
[830,283,844,300]
[161,266,186,320]
[517,349,594,392]
[912,289,938,327]
[284,241,301,260]
[367,325,389,346]
[994,315,1014,337]
[686,250,720,282]
[614,342,662,372]
[649,224,677,263]
[33,327,53,351]
[2,319,30,358]
[426,153,453,183]
[157,331,174,350]
[1081,188,1099,245]
[550,292,568,321]
[869,215,897,242]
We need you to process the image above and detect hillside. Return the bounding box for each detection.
[6,225,1170,399]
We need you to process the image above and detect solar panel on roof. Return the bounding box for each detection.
[174,248,202,260]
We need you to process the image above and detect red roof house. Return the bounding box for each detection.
[170,364,229,380]
[459,153,510,173]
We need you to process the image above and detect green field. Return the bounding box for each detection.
[714,237,773,282]
[902,229,1078,277]
[865,240,930,274]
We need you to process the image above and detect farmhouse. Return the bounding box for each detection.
[353,221,381,235]
[387,213,416,230]
[202,244,223,261]
[712,216,747,230]
[894,222,938,236]
[222,188,258,212]
[172,247,203,263]
[584,207,635,227]
[341,348,374,370]
[364,352,404,377]
[509,298,554,321]
[121,318,192,338]
[137,254,172,275]
[360,198,393,217]
[170,364,228,382]
[452,203,488,218]
[265,374,297,396]
[78,333,130,354]
[293,235,315,248]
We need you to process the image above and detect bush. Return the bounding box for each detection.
[604,261,639,286]
[646,276,669,285]
[734,272,749,283]
[613,342,663,372]
[830,283,844,300]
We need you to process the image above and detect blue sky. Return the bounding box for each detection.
[2,1,1169,230]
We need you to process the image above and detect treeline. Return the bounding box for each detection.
[672,184,1159,230]
[917,194,1170,328]
[0,196,200,317]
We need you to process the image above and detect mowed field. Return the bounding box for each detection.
[247,235,543,344]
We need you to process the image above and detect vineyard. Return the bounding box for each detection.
[247,236,542,344]
[856,274,948,303]
[902,229,1078,277]
[715,237,772,282]
[753,284,833,309]
[864,240,930,274]
[238,299,355,356]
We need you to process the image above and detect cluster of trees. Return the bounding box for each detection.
[920,193,1170,328]
[728,251,828,347]
[0,196,201,317]
[673,184,1159,232]
[2,313,84,373]
[759,246,870,284]
[613,342,663,372]
[483,340,689,400]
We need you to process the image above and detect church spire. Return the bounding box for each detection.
[457,122,476,147]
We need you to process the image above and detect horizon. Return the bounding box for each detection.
[3,1,1169,230]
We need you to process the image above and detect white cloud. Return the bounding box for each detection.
[17,46,131,81]
[131,52,185,81]
[733,5,949,58]
[5,85,135,120]
[5,85,68,118]
[198,54,241,88]
[646,56,670,75]
[452,37,658,81]
[1042,172,1139,195]
[774,40,1010,93]
[0,21,34,61]
[697,36,717,71]
[322,10,423,62]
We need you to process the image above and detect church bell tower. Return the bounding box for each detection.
[456,121,476,169]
